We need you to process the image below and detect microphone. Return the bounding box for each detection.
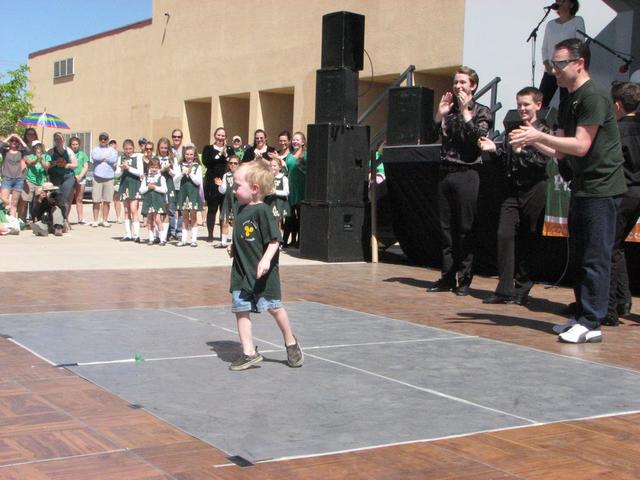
[544,3,559,10]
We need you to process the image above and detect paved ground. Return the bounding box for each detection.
[2,203,324,271]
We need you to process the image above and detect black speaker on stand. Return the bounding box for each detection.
[387,86,436,145]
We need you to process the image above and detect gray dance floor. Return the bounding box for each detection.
[2,302,640,464]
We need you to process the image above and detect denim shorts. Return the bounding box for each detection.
[1,177,24,192]
[231,290,282,313]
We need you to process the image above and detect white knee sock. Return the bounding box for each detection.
[124,219,132,238]
[161,223,169,242]
[181,229,188,244]
[132,221,140,239]
[148,229,155,242]
[221,234,228,245]
[191,226,199,243]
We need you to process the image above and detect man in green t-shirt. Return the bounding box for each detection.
[511,39,626,344]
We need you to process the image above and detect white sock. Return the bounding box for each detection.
[124,219,132,238]
[181,229,188,244]
[221,234,227,245]
[161,223,169,242]
[132,221,140,238]
[191,227,199,243]
[148,230,155,242]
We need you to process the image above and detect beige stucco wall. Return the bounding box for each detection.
[29,22,153,149]
[29,0,464,150]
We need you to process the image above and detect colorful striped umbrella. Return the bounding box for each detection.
[18,112,70,130]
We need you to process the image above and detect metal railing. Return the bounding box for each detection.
[358,65,415,126]
[473,76,502,115]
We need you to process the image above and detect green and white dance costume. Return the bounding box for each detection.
[218,171,237,222]
[116,153,143,240]
[264,173,289,220]
[159,156,177,241]
[139,173,168,243]
[175,162,203,244]
[217,171,237,246]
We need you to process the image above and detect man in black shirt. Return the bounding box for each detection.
[428,66,493,296]
[604,81,640,326]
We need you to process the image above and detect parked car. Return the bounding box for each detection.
[83,163,94,199]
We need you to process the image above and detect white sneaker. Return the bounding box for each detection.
[89,221,99,227]
[552,318,578,334]
[559,324,602,343]
[102,221,111,228]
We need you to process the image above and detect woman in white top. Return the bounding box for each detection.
[539,0,585,107]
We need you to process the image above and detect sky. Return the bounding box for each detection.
[0,0,152,77]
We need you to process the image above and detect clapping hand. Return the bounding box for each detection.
[438,92,454,117]
[478,136,497,152]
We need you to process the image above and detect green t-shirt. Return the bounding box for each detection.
[234,147,245,160]
[560,80,626,197]
[230,202,282,299]
[25,153,51,185]
[73,150,89,176]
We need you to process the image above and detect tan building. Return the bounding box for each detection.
[28,0,464,151]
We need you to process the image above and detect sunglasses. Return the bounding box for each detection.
[172,135,182,139]
[229,162,239,165]
[551,58,579,70]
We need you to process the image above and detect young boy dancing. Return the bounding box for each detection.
[227,160,303,371]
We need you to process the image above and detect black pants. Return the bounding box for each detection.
[540,72,568,108]
[608,186,640,315]
[206,194,224,238]
[495,181,546,297]
[437,168,479,287]
[570,195,620,330]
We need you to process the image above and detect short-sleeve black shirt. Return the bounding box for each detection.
[559,80,626,197]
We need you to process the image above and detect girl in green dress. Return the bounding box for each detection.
[116,139,144,242]
[175,145,203,247]
[139,158,168,245]
[157,137,177,243]
[215,155,240,249]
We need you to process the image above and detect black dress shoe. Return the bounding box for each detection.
[513,294,529,306]
[482,294,514,304]
[427,281,454,293]
[617,301,632,317]
[454,285,470,296]
[601,312,620,327]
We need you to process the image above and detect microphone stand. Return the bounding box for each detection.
[527,7,554,87]
[576,29,633,73]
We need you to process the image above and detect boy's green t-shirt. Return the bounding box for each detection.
[25,153,51,185]
[230,202,282,300]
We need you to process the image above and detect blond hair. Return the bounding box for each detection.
[238,160,274,197]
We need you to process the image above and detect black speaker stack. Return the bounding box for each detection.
[300,11,370,262]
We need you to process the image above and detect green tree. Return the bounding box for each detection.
[0,64,32,137]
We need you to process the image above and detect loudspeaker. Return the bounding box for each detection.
[321,11,365,71]
[305,123,370,203]
[502,107,558,133]
[386,86,435,146]
[315,68,359,124]
[300,201,366,262]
